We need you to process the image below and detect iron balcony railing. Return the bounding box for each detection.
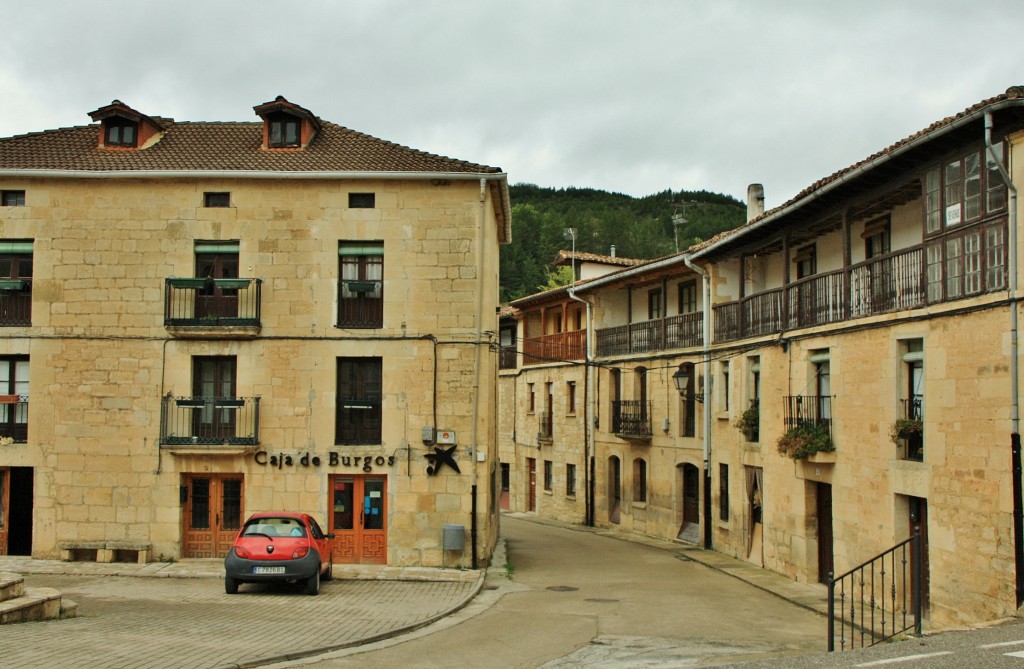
[611,400,652,440]
[164,278,262,327]
[160,395,260,446]
[784,395,832,431]
[0,278,31,326]
[522,330,585,365]
[337,279,383,328]
[595,312,703,357]
[828,529,923,651]
[0,395,28,442]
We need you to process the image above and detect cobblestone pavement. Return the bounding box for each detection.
[0,560,481,669]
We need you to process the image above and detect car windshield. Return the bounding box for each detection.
[242,518,307,537]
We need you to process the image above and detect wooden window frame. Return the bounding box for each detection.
[348,193,376,209]
[1,191,25,207]
[203,192,231,208]
[335,357,383,445]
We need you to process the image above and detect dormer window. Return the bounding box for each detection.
[105,119,138,147]
[254,96,321,151]
[88,100,165,150]
[269,115,301,148]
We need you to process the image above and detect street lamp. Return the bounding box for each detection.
[672,367,703,403]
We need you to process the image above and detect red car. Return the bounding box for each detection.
[224,512,334,595]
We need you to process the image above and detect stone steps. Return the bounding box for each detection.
[0,572,77,624]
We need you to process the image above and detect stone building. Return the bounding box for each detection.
[0,97,510,568]
[499,86,1024,630]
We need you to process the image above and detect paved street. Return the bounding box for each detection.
[272,514,829,668]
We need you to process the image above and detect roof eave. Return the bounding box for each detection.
[691,96,1024,260]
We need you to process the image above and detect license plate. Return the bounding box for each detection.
[253,565,285,575]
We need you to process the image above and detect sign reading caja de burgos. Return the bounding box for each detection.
[253,451,396,472]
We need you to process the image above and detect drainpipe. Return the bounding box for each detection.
[468,178,487,569]
[684,255,713,549]
[567,282,595,527]
[986,112,1022,606]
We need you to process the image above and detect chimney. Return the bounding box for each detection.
[610,245,616,257]
[747,184,765,222]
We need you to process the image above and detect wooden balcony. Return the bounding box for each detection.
[713,220,1006,342]
[160,395,260,446]
[596,312,702,357]
[522,330,585,365]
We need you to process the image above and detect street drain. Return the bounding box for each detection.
[584,598,619,603]
[546,585,579,592]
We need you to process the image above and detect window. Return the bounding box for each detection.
[338,242,384,328]
[719,464,729,521]
[104,120,138,147]
[566,463,576,497]
[813,352,831,426]
[543,460,552,492]
[648,288,662,320]
[336,357,383,445]
[720,361,730,412]
[633,458,647,503]
[566,381,576,415]
[795,245,816,279]
[1,191,25,207]
[677,362,697,438]
[0,240,33,326]
[268,114,300,148]
[678,280,697,314]
[192,356,237,441]
[925,223,1006,303]
[348,193,376,209]
[925,144,1007,234]
[528,383,535,413]
[204,192,230,208]
[0,356,28,442]
[863,218,891,259]
[900,340,924,461]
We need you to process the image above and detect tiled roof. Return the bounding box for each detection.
[691,85,1024,257]
[551,249,645,267]
[0,119,503,175]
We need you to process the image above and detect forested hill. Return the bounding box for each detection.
[500,184,747,302]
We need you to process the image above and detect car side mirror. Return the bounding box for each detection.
[326,533,336,539]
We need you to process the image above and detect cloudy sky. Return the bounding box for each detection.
[1,0,1022,207]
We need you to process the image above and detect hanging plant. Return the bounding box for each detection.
[777,422,834,460]
[734,402,759,440]
[889,417,923,444]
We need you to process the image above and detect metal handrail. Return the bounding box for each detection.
[828,528,922,651]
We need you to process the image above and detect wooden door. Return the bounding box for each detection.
[0,469,7,555]
[330,476,387,564]
[193,357,236,441]
[182,475,243,558]
[909,497,930,614]
[527,458,536,512]
[816,482,834,584]
[683,464,700,525]
[195,253,239,319]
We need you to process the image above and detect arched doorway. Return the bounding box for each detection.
[608,456,621,524]
[677,463,700,542]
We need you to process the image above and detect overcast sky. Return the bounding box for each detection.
[2,0,1022,207]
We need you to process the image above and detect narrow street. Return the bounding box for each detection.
[282,514,827,668]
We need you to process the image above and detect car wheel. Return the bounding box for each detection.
[322,559,334,582]
[305,568,320,595]
[225,576,239,595]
